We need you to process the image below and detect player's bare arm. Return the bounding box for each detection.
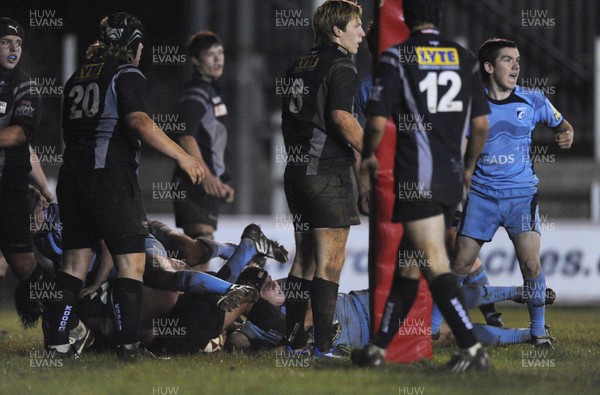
[464,114,489,191]
[178,134,226,197]
[29,145,56,203]
[358,115,388,214]
[0,125,26,147]
[553,119,574,149]
[126,111,204,184]
[331,109,363,152]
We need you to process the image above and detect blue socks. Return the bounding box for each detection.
[217,239,257,283]
[473,324,531,345]
[462,285,521,309]
[524,272,546,337]
[175,270,232,295]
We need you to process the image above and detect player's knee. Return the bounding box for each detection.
[519,259,541,278]
[451,258,472,275]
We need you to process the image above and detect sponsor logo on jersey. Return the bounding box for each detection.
[213,103,227,117]
[15,101,35,117]
[295,54,319,70]
[516,106,526,120]
[416,47,459,68]
[0,101,6,114]
[76,63,104,80]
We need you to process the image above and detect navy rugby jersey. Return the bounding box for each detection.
[173,72,229,182]
[369,29,489,206]
[0,67,39,190]
[61,57,148,173]
[281,43,359,175]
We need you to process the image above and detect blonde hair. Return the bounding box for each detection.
[313,0,362,46]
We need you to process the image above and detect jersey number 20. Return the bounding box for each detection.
[419,71,463,113]
[68,83,100,119]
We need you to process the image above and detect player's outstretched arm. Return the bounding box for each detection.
[554,119,574,150]
[331,109,364,152]
[464,114,489,191]
[126,111,204,184]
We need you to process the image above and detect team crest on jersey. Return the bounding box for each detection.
[516,107,526,120]
[416,47,459,69]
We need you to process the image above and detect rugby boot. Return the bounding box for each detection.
[241,224,288,263]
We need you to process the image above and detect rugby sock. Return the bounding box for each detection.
[217,239,257,283]
[285,275,311,348]
[464,265,502,324]
[310,278,338,352]
[462,285,521,309]
[429,273,477,349]
[110,278,143,346]
[46,271,82,346]
[148,220,175,250]
[196,238,236,260]
[524,273,546,337]
[431,303,443,335]
[472,324,531,346]
[374,276,419,349]
[175,270,231,295]
[431,273,466,335]
[453,273,467,284]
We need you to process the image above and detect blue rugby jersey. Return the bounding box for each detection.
[472,86,563,191]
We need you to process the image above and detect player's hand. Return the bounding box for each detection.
[464,168,473,193]
[41,189,56,204]
[358,154,378,215]
[178,155,204,185]
[555,129,573,149]
[221,183,235,203]
[202,172,227,198]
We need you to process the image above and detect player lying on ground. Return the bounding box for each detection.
[16,191,287,354]
[73,264,285,355]
[225,279,555,354]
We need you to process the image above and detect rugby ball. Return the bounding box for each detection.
[201,333,225,353]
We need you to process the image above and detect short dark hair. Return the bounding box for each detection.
[478,38,518,84]
[187,31,222,59]
[403,0,443,31]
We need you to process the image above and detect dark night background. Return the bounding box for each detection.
[2,0,597,218]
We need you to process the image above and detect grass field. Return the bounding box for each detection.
[0,305,598,395]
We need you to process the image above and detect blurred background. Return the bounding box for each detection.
[4,0,598,220]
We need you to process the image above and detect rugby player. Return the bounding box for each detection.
[42,12,204,360]
[281,0,365,357]
[451,38,574,349]
[353,0,491,372]
[172,31,234,241]
[0,18,50,306]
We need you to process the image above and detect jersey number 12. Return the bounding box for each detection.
[418,71,463,114]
